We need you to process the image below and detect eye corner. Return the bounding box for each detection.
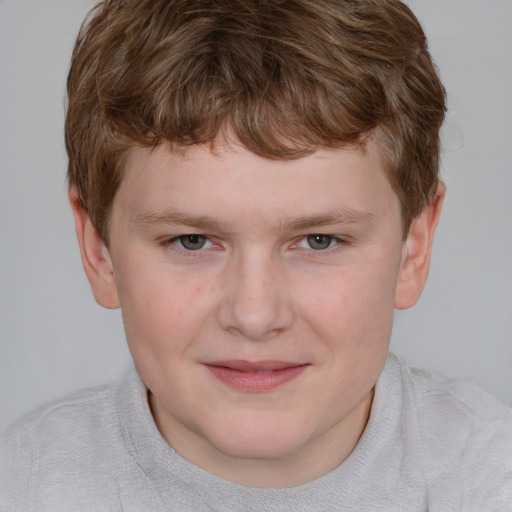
[160,233,218,253]
[289,233,351,255]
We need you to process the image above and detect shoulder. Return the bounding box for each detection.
[1,378,121,451]
[393,355,512,439]
[386,354,512,509]
[0,376,130,511]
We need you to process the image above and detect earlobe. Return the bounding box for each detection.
[395,182,445,310]
[69,189,120,309]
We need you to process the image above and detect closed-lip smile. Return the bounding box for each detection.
[203,360,309,392]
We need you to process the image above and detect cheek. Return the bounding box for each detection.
[114,262,214,356]
[299,258,399,347]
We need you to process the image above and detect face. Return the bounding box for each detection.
[76,138,439,487]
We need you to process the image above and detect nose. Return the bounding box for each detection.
[217,252,295,341]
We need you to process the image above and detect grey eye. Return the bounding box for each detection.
[306,234,333,250]
[178,235,208,250]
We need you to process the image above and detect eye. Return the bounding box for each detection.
[298,234,338,250]
[172,234,212,251]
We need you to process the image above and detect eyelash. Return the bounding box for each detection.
[294,234,345,251]
[163,233,348,257]
[164,235,217,255]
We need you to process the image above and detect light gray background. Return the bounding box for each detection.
[1,0,511,431]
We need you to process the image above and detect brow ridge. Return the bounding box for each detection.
[135,209,227,231]
[135,207,373,232]
[281,209,374,231]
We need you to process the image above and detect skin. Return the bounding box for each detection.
[70,137,443,488]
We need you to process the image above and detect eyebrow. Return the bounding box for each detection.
[282,209,374,230]
[135,209,228,231]
[134,207,373,231]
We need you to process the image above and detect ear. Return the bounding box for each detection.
[395,182,445,310]
[69,188,120,309]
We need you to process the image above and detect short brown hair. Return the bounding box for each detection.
[66,0,446,243]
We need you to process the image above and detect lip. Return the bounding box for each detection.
[203,360,309,392]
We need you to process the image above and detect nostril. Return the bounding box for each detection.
[217,295,294,341]
[216,258,294,340]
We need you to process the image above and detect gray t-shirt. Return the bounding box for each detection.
[1,353,511,511]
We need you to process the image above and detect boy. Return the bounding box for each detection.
[1,0,511,510]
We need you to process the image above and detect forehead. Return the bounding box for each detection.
[113,138,399,229]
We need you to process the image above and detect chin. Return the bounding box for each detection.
[216,439,301,461]
[207,419,310,461]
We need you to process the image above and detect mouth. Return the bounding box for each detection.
[203,360,309,392]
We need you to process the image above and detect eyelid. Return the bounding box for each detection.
[160,233,350,256]
[293,234,347,250]
[163,234,220,254]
